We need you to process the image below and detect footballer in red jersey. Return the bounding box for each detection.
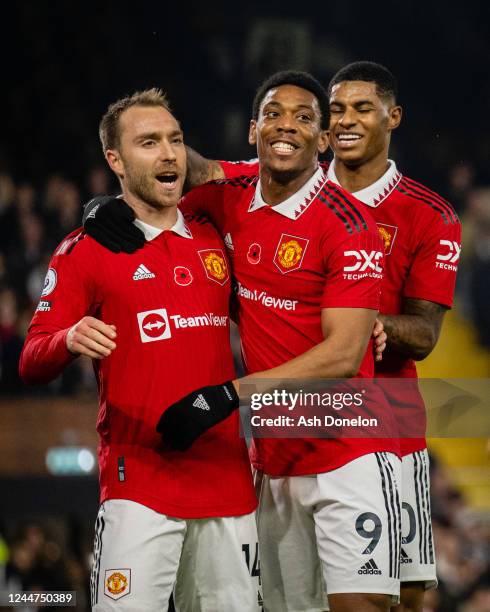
[327,61,460,612]
[19,91,261,612]
[211,62,461,612]
[81,73,402,612]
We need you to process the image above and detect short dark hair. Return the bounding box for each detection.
[328,61,398,103]
[252,70,330,129]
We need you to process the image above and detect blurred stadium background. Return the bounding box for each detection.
[0,2,488,610]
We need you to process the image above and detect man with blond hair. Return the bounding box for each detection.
[20,89,261,612]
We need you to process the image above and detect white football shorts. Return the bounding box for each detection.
[90,499,262,611]
[256,452,401,612]
[399,449,437,588]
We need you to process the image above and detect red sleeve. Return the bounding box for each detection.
[180,182,227,231]
[321,226,384,310]
[220,160,259,178]
[19,232,98,384]
[404,214,461,307]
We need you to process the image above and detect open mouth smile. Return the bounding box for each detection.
[270,140,299,156]
[155,173,179,190]
[335,133,363,149]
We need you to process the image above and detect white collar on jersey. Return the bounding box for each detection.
[133,208,193,240]
[327,159,402,208]
[248,166,328,220]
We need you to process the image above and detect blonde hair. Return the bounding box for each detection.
[99,88,171,152]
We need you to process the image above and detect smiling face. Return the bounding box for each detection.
[329,81,401,167]
[106,105,186,210]
[249,84,328,182]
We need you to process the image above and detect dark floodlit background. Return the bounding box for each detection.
[0,2,489,610]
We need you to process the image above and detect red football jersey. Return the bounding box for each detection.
[221,160,462,456]
[20,211,257,518]
[181,167,399,476]
[326,160,461,455]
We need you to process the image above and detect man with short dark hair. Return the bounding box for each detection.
[183,62,461,612]
[82,71,402,612]
[20,89,261,612]
[327,61,460,612]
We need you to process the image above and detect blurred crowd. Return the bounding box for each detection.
[0,519,91,611]
[0,455,487,612]
[0,166,117,396]
[428,454,490,611]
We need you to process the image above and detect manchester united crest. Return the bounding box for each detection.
[104,569,131,600]
[198,249,229,285]
[273,234,309,274]
[376,223,398,255]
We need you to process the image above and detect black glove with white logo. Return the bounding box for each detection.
[157,381,239,451]
[82,196,145,253]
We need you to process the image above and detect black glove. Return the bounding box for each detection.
[82,196,146,253]
[157,381,239,451]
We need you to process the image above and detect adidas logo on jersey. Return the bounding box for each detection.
[358,559,382,575]
[224,233,234,251]
[133,264,156,280]
[400,549,413,564]
[192,394,210,411]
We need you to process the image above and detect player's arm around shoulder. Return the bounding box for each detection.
[19,230,114,384]
[184,146,225,191]
[184,147,259,190]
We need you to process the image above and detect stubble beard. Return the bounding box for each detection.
[126,167,167,211]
